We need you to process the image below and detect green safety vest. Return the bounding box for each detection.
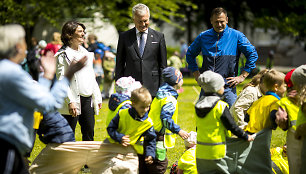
[149,95,178,148]
[277,97,299,130]
[196,100,229,160]
[108,108,153,154]
[106,100,131,127]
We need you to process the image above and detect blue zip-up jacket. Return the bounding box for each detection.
[186,26,258,81]
[107,108,156,158]
[37,111,75,144]
[156,83,181,134]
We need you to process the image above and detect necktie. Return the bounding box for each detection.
[139,32,145,57]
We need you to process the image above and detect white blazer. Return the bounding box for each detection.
[55,45,102,115]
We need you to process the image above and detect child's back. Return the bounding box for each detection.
[195,70,252,173]
[106,93,131,126]
[106,76,141,126]
[245,94,280,133]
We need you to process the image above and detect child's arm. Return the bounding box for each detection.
[107,114,126,143]
[160,102,181,133]
[142,126,156,162]
[270,107,288,130]
[161,103,189,139]
[230,87,256,127]
[220,107,249,140]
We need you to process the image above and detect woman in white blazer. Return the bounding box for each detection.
[56,21,102,141]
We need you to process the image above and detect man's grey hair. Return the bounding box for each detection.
[0,24,25,59]
[132,3,150,19]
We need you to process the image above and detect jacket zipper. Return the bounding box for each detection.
[214,34,219,72]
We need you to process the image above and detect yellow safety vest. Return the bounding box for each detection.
[196,100,229,160]
[271,147,289,174]
[178,147,198,174]
[33,111,43,129]
[149,95,178,148]
[245,95,279,133]
[296,105,306,128]
[108,108,153,154]
[277,97,299,130]
[106,100,131,127]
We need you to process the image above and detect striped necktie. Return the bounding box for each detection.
[139,32,145,57]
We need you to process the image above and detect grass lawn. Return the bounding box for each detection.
[28,77,287,173]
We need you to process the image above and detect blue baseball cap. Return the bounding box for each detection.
[162,67,183,86]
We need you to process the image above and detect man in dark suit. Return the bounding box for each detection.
[115,3,167,97]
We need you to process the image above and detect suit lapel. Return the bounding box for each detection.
[131,28,141,58]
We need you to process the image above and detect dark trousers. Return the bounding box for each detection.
[0,138,29,174]
[138,132,168,174]
[138,154,168,174]
[63,96,95,141]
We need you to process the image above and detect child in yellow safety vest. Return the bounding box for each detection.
[195,70,254,173]
[177,131,198,174]
[242,69,286,173]
[107,87,156,173]
[274,69,302,174]
[271,145,289,174]
[244,69,286,134]
[148,67,189,174]
[106,76,142,127]
[230,69,268,129]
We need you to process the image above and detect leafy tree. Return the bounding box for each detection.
[0,0,194,45]
[172,0,306,44]
[248,0,306,41]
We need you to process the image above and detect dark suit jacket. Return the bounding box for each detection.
[115,27,167,97]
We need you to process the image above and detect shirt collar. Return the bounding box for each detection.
[265,91,281,100]
[128,107,148,121]
[136,28,148,35]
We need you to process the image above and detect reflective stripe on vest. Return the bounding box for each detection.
[106,100,131,127]
[197,141,226,146]
[272,161,283,174]
[149,96,178,148]
[108,108,153,154]
[196,100,228,160]
[277,97,299,130]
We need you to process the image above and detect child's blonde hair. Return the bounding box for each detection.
[130,87,152,105]
[243,69,269,90]
[261,69,285,91]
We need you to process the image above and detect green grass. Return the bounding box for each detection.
[28,77,287,173]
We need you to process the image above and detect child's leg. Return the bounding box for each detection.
[138,154,149,174]
[147,157,168,174]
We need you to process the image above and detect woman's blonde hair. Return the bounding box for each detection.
[130,87,152,105]
[243,69,269,89]
[51,32,62,45]
[261,69,285,91]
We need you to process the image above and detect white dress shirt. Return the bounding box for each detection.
[136,28,148,48]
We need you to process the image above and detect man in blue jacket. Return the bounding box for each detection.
[186,7,258,107]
